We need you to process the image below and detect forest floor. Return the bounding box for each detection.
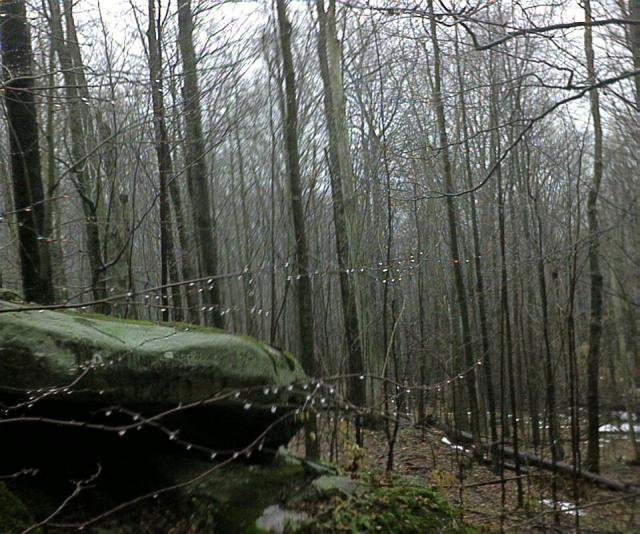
[337,424,640,532]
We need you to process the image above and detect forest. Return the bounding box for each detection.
[0,0,638,532]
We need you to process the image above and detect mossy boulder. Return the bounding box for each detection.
[0,301,307,477]
[0,300,305,401]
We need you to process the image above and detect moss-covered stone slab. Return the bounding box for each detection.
[0,301,307,473]
[0,300,305,403]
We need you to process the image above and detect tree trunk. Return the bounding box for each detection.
[454,34,498,449]
[316,0,366,445]
[427,0,481,448]
[276,0,318,460]
[177,0,223,327]
[0,0,54,304]
[583,0,605,474]
[630,0,640,107]
[47,0,107,311]
[147,0,180,322]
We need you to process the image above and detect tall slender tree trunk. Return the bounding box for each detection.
[609,264,640,462]
[232,114,257,337]
[412,187,429,423]
[427,0,481,448]
[276,0,318,460]
[630,0,640,107]
[316,0,366,445]
[454,35,498,448]
[513,145,541,450]
[166,54,198,321]
[147,0,181,321]
[44,28,65,299]
[48,0,107,311]
[497,144,523,506]
[177,0,223,327]
[532,198,562,464]
[1,0,54,304]
[583,0,605,474]
[488,71,523,503]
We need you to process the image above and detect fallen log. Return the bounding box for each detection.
[438,424,640,494]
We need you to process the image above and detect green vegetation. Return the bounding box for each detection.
[0,483,36,533]
[185,463,308,533]
[0,300,305,401]
[293,477,473,533]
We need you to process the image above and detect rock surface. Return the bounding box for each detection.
[0,300,305,401]
[311,475,365,497]
[255,505,309,533]
[0,301,306,478]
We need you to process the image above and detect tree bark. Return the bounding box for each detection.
[583,0,605,474]
[147,0,180,321]
[47,0,107,311]
[0,0,54,304]
[276,0,318,459]
[177,0,223,327]
[316,0,366,445]
[454,34,498,449]
[427,0,481,448]
[629,0,640,107]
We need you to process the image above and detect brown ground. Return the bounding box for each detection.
[293,422,640,533]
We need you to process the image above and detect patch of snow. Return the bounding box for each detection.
[599,423,640,433]
[441,436,465,451]
[542,499,586,516]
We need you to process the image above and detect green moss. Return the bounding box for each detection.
[166,321,225,335]
[0,300,306,400]
[66,311,225,336]
[282,351,299,372]
[293,481,474,533]
[0,483,37,533]
[65,310,159,328]
[186,463,308,532]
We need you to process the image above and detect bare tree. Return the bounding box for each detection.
[276,0,318,459]
[177,0,223,327]
[426,0,481,448]
[583,0,605,474]
[316,0,366,446]
[1,0,54,304]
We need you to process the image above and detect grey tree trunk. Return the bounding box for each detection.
[427,0,481,448]
[147,0,180,321]
[454,35,498,449]
[177,0,223,328]
[316,0,366,446]
[276,0,319,459]
[48,0,107,312]
[583,0,605,474]
[630,0,640,107]
[0,0,54,304]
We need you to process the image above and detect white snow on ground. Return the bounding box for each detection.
[599,423,640,433]
[441,436,465,451]
[542,499,586,516]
